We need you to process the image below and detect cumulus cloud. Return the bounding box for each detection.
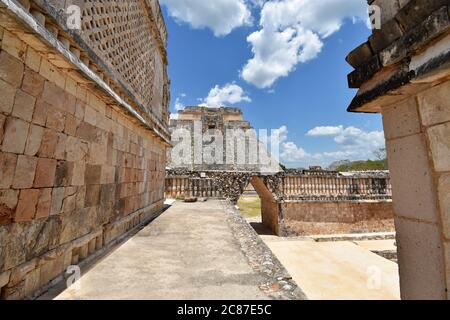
[306,125,385,151]
[274,125,385,167]
[201,83,251,107]
[241,0,368,88]
[160,0,252,36]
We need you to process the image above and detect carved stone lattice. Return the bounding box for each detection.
[81,0,157,114]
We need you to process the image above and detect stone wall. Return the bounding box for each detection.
[381,82,450,299]
[0,0,168,299]
[347,0,450,299]
[283,201,394,224]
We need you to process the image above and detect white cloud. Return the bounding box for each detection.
[174,97,185,111]
[160,0,252,36]
[201,83,251,107]
[274,125,385,167]
[306,125,385,152]
[241,0,368,88]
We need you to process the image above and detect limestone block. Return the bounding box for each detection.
[85,184,100,207]
[71,161,85,186]
[65,136,88,162]
[9,259,36,286]
[418,81,450,126]
[75,185,86,211]
[31,98,48,126]
[394,217,446,299]
[0,51,24,87]
[54,160,73,187]
[37,128,58,158]
[65,77,77,97]
[46,106,66,132]
[25,47,41,73]
[0,190,19,225]
[15,189,40,222]
[387,134,439,223]
[41,81,65,109]
[85,164,101,185]
[0,79,16,114]
[24,124,44,156]
[12,90,36,122]
[0,270,11,288]
[62,187,77,213]
[50,187,64,216]
[34,158,57,188]
[1,30,26,60]
[39,60,65,89]
[427,122,450,172]
[0,152,17,189]
[1,117,29,154]
[36,188,52,219]
[23,267,40,297]
[65,93,76,115]
[21,68,45,97]
[54,132,67,160]
[84,104,97,126]
[0,114,4,142]
[64,114,80,137]
[438,174,450,238]
[12,155,37,189]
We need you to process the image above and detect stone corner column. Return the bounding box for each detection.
[380,81,450,299]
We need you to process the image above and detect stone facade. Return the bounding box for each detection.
[347,0,450,299]
[0,0,169,299]
[168,106,278,172]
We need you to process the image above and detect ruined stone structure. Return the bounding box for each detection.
[166,169,394,236]
[168,106,278,172]
[0,0,169,299]
[347,0,450,299]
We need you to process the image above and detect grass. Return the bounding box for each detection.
[237,196,261,218]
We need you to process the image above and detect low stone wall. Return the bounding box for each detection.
[283,201,394,223]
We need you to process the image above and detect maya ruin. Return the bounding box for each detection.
[0,0,449,305]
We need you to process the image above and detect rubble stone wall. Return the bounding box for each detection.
[0,1,168,299]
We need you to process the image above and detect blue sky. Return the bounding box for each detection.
[160,0,385,168]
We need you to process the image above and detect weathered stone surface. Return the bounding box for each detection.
[437,174,450,238]
[418,81,450,126]
[0,1,170,299]
[50,187,64,216]
[382,98,421,140]
[15,189,40,222]
[12,89,35,122]
[387,134,439,223]
[427,122,450,172]
[0,51,24,87]
[46,106,65,132]
[34,158,57,188]
[0,190,19,226]
[36,188,52,219]
[0,152,17,189]
[1,117,29,154]
[85,184,101,208]
[24,124,44,156]
[32,98,48,126]
[12,155,37,189]
[395,217,446,299]
[21,68,44,97]
[37,128,57,158]
[0,79,16,114]
[85,164,101,185]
